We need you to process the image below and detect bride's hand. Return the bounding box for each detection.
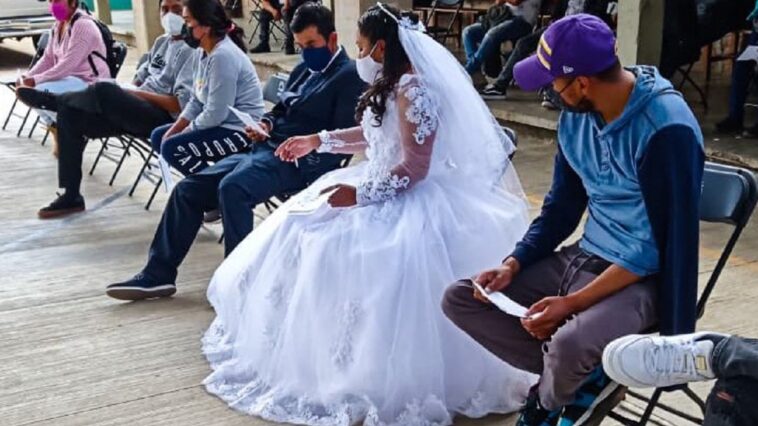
[276,134,320,162]
[320,184,357,207]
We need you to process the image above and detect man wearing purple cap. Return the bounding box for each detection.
[443,14,704,425]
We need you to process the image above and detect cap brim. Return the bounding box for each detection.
[513,55,554,92]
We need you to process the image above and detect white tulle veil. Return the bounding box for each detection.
[377,2,526,199]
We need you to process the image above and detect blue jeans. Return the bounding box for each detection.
[462,18,533,75]
[728,30,758,124]
[150,124,253,176]
[142,143,348,282]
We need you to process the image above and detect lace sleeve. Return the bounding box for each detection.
[356,77,438,205]
[316,126,369,154]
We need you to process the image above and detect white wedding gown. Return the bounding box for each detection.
[202,73,536,425]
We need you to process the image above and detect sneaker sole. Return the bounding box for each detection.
[481,94,507,100]
[106,285,177,301]
[38,205,85,219]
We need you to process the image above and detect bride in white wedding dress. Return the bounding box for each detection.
[202,3,535,425]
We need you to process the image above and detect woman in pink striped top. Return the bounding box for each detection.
[17,0,109,127]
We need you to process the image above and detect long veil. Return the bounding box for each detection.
[380,3,526,200]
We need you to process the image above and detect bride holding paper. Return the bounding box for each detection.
[202,4,535,425]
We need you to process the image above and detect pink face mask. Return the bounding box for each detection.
[50,1,70,21]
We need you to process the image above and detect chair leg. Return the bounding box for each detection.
[17,108,32,137]
[637,388,663,426]
[130,150,154,197]
[109,137,134,186]
[27,115,40,138]
[89,138,109,176]
[3,98,18,130]
[41,129,50,146]
[146,178,163,210]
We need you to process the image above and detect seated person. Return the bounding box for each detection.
[249,0,315,54]
[480,0,581,100]
[150,0,265,178]
[443,14,704,425]
[462,0,541,77]
[716,2,758,137]
[16,0,110,146]
[17,0,194,219]
[105,3,366,301]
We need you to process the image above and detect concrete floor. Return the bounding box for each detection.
[1,37,758,426]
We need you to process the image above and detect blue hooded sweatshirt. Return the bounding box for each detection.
[511,66,705,335]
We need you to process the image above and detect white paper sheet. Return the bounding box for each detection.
[738,45,758,63]
[229,106,269,138]
[472,280,529,318]
[288,188,339,215]
[158,155,175,193]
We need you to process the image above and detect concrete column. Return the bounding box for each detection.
[335,0,412,57]
[132,0,162,54]
[616,0,664,67]
[93,0,112,25]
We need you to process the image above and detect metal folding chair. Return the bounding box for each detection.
[606,162,758,425]
[424,0,465,46]
[247,0,288,47]
[2,32,50,136]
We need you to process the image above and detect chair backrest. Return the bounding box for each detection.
[30,31,51,68]
[432,0,463,7]
[697,162,758,318]
[110,42,129,79]
[262,73,289,104]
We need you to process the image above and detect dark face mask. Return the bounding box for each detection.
[181,24,201,49]
[301,46,333,72]
[544,79,595,114]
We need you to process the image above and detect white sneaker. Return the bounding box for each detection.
[602,332,728,388]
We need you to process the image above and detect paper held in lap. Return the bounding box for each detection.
[472,280,529,318]
[288,187,340,215]
[229,106,269,138]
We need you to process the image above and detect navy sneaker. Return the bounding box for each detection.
[106,272,176,301]
[517,385,561,426]
[558,367,621,426]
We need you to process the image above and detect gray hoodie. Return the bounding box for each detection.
[180,36,265,131]
[135,35,194,115]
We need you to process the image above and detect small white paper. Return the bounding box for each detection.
[738,45,758,63]
[472,280,529,318]
[229,106,269,138]
[288,187,339,215]
[158,155,175,193]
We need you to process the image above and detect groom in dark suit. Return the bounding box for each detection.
[107,3,365,301]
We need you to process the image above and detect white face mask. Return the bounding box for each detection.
[356,44,383,84]
[161,12,185,37]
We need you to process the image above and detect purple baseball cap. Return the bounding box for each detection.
[514,14,617,91]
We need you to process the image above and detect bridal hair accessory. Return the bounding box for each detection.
[376,2,424,31]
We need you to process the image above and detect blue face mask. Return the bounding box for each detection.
[302,46,333,72]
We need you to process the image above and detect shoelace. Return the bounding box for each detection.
[644,339,699,377]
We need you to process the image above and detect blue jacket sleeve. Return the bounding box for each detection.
[638,125,704,336]
[509,145,588,268]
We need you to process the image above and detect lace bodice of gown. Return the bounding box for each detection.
[317,73,439,205]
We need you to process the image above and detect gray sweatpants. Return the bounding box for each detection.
[442,243,658,410]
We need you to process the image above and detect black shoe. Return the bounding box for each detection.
[517,386,561,426]
[479,84,507,100]
[558,367,621,426]
[250,43,271,54]
[716,116,743,134]
[203,209,222,224]
[16,87,58,111]
[38,192,85,219]
[106,272,176,301]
